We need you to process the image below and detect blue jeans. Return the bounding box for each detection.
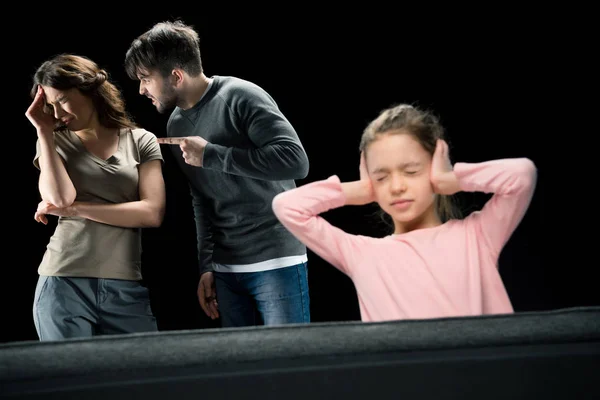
[33,275,157,341]
[214,262,310,327]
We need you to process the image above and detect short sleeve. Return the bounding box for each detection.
[133,128,164,164]
[33,134,68,170]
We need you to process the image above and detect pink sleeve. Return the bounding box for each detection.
[272,175,358,276]
[454,158,537,259]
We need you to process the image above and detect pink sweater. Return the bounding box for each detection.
[272,158,537,322]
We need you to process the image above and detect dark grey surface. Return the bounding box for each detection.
[2,306,599,379]
[1,307,598,399]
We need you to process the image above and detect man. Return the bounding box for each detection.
[124,20,310,327]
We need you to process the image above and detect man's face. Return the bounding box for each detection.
[137,69,179,114]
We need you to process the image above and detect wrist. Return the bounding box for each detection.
[68,202,83,217]
[435,172,460,195]
[200,143,210,168]
[342,180,374,206]
[37,130,55,141]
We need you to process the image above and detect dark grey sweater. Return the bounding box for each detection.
[166,76,309,274]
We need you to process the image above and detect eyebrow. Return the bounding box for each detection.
[371,162,422,174]
[46,94,66,106]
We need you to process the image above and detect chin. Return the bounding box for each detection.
[382,208,412,223]
[392,213,418,224]
[157,103,176,114]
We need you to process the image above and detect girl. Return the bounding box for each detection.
[272,104,537,322]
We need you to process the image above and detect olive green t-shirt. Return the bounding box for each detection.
[33,127,163,280]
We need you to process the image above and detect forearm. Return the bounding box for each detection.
[37,134,76,207]
[271,175,356,273]
[454,158,538,255]
[455,159,537,196]
[203,141,309,181]
[73,200,164,228]
[191,186,214,274]
[194,218,214,275]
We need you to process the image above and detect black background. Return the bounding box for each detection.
[3,8,594,343]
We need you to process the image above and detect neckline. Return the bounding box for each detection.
[69,128,124,163]
[180,76,216,115]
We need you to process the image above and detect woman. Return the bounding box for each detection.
[26,54,166,340]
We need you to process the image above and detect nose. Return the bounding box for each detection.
[139,82,146,96]
[53,105,65,120]
[390,174,407,194]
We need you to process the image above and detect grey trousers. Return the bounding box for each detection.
[33,275,157,341]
